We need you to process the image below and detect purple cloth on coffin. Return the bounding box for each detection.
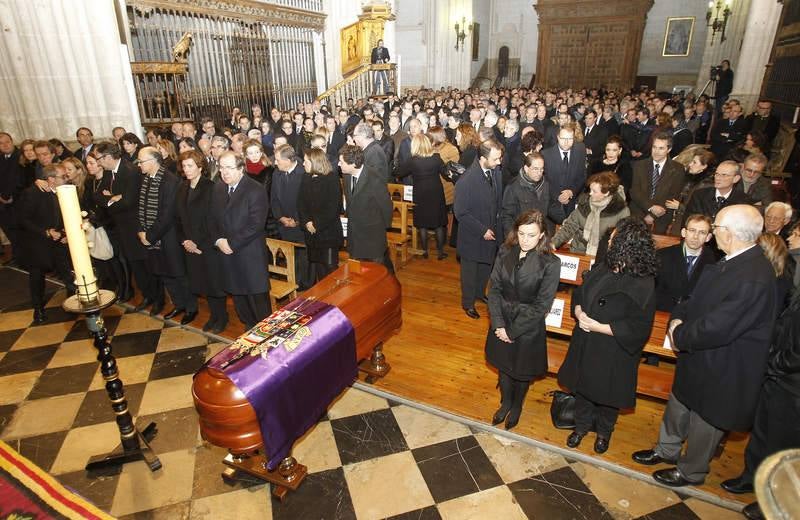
[206,297,357,470]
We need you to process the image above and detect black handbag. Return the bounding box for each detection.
[442,161,466,184]
[549,390,576,429]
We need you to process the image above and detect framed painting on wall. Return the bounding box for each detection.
[662,17,695,57]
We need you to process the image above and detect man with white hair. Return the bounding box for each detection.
[353,121,389,183]
[764,201,793,238]
[633,204,777,488]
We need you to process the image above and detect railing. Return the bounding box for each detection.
[316,64,397,110]
[493,63,521,88]
[131,62,192,125]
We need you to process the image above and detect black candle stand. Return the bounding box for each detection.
[62,284,161,473]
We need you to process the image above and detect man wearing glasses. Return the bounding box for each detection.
[210,151,270,329]
[735,153,772,208]
[634,204,776,490]
[542,122,586,223]
[630,132,684,234]
[654,214,715,312]
[683,160,752,226]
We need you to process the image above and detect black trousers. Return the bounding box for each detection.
[206,295,228,326]
[574,392,619,437]
[233,293,271,330]
[28,264,73,309]
[129,259,159,303]
[459,259,491,309]
[741,379,800,483]
[162,274,197,312]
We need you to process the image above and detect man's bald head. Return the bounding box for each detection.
[714,204,764,254]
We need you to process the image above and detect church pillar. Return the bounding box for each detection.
[695,0,751,97]
[729,0,782,111]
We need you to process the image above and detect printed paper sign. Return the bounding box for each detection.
[546,299,565,328]
[403,185,414,202]
[663,333,673,351]
[555,254,580,281]
[340,217,348,237]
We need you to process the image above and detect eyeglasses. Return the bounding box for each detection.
[134,158,157,165]
[95,154,108,161]
[685,228,709,236]
[714,171,736,177]
[743,168,764,174]
[711,224,728,231]
[558,136,574,141]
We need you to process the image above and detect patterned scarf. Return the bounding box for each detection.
[137,168,165,249]
[583,192,614,256]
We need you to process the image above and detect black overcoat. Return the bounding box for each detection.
[176,177,226,297]
[297,172,344,259]
[485,246,560,379]
[558,264,656,409]
[94,160,147,261]
[454,160,502,264]
[210,175,270,295]
[671,246,777,431]
[140,169,185,277]
[16,186,70,271]
[343,166,392,259]
[655,244,715,312]
[396,154,446,228]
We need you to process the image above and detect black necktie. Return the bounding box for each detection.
[562,151,568,169]
[350,175,357,194]
[716,196,726,208]
[650,163,661,198]
[228,186,234,199]
[686,255,697,276]
[729,120,734,127]
[484,170,493,189]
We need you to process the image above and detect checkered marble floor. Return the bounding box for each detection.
[0,268,744,519]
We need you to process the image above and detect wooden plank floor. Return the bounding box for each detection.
[122,244,750,505]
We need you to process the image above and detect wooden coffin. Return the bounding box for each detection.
[193,260,402,454]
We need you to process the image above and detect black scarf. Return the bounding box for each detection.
[137,168,165,249]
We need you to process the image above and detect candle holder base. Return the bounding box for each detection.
[63,289,161,475]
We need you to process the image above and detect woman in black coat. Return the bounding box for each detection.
[297,148,344,283]
[396,134,448,259]
[176,151,229,333]
[557,217,658,454]
[589,135,632,200]
[486,209,560,430]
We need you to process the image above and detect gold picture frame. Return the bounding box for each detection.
[662,17,695,57]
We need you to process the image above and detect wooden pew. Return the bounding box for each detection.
[388,183,426,256]
[387,200,411,268]
[265,238,302,309]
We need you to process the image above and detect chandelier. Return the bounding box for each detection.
[706,0,732,45]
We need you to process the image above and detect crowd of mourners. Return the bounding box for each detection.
[0,77,797,520]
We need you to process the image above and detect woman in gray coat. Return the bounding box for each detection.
[552,171,629,255]
[485,210,560,430]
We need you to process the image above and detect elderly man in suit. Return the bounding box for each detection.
[0,132,20,265]
[542,122,586,223]
[654,214,715,312]
[629,132,685,234]
[633,204,777,487]
[684,161,753,226]
[339,144,393,273]
[272,144,311,290]
[736,153,772,208]
[211,151,270,329]
[455,139,504,319]
[353,122,389,183]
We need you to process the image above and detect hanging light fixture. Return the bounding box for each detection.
[706,0,732,45]
[454,16,472,51]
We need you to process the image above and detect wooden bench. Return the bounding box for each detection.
[388,183,426,256]
[387,200,411,268]
[265,238,303,309]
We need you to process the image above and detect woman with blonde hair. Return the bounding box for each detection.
[397,134,448,259]
[18,139,38,188]
[157,138,178,174]
[428,125,459,208]
[297,148,343,282]
[759,232,793,310]
[61,157,89,202]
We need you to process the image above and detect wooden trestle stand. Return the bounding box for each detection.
[193,260,402,500]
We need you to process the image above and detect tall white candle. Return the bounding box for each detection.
[56,184,98,303]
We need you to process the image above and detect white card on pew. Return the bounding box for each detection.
[403,185,413,202]
[546,299,565,328]
[663,333,672,351]
[340,216,348,237]
[555,254,580,281]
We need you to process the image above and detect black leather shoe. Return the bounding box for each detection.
[150,302,164,316]
[202,319,215,332]
[742,502,764,520]
[32,308,47,325]
[594,436,610,454]
[492,406,511,426]
[437,252,448,260]
[209,321,228,335]
[632,449,677,466]
[180,311,198,325]
[134,298,153,312]
[566,431,586,448]
[721,476,754,494]
[505,411,522,431]
[653,467,703,487]
[164,308,185,320]
[464,308,480,319]
[477,296,488,304]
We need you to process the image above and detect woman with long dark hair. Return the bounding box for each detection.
[558,217,658,453]
[120,133,144,163]
[486,209,560,430]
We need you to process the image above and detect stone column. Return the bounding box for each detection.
[695,0,751,96]
[729,0,782,112]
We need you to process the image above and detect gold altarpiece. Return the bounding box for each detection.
[340,2,395,76]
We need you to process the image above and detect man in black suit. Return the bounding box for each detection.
[211,151,271,329]
[655,214,715,312]
[736,153,773,208]
[0,133,20,264]
[634,205,777,488]
[95,141,154,306]
[744,99,780,150]
[532,105,554,145]
[371,120,395,168]
[710,103,747,160]
[339,144,393,273]
[353,122,389,183]
[17,164,74,323]
[598,106,620,139]
[629,132,685,234]
[272,144,311,290]
[541,122,586,223]
[326,115,346,162]
[454,139,503,319]
[684,160,753,225]
[582,110,608,158]
[74,127,94,163]
[370,39,390,95]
